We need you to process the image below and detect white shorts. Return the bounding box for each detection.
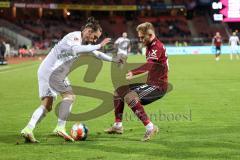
[38,72,71,100]
[38,73,58,100]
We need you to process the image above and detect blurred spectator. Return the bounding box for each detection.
[0,39,6,64]
[3,42,10,57]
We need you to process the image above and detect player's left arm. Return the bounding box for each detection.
[92,50,122,63]
[71,38,111,55]
[127,43,164,79]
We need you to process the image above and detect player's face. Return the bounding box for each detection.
[82,28,102,44]
[138,31,151,46]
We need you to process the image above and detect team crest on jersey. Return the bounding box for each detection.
[74,37,79,41]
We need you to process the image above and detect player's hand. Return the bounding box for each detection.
[100,38,111,47]
[112,57,123,64]
[126,71,133,80]
[112,55,124,64]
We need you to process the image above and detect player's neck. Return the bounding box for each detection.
[149,35,156,43]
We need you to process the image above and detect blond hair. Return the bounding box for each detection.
[136,22,155,35]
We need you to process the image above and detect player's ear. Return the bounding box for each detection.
[148,33,153,39]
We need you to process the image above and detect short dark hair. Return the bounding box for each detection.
[82,17,102,32]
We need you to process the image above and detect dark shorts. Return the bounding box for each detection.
[216,46,221,53]
[116,83,167,105]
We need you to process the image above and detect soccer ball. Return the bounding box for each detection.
[70,123,88,141]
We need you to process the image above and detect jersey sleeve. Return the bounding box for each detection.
[64,32,101,54]
[92,50,113,62]
[131,43,165,75]
[131,62,153,75]
[72,44,101,55]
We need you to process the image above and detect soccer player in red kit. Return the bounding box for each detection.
[212,32,222,61]
[105,22,169,141]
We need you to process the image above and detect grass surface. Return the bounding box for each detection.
[0,54,240,160]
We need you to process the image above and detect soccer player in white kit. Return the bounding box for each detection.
[229,32,240,60]
[114,32,131,67]
[21,17,122,143]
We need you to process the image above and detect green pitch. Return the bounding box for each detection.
[0,55,240,160]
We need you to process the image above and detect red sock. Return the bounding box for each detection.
[114,96,124,122]
[128,99,150,126]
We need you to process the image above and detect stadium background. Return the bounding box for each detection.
[0,0,239,58]
[0,1,240,160]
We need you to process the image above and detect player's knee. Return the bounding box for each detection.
[63,94,76,102]
[114,91,119,97]
[41,97,53,112]
[124,91,139,104]
[45,105,52,112]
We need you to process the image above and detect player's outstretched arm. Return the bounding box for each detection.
[92,50,123,64]
[92,50,112,62]
[72,38,111,55]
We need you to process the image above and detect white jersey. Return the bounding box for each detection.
[229,36,239,47]
[37,31,113,99]
[114,37,130,55]
[38,31,101,77]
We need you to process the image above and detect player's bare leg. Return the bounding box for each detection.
[53,92,74,142]
[21,96,53,143]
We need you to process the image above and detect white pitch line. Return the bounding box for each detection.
[0,66,10,70]
[0,63,38,74]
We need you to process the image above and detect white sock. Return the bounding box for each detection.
[145,122,154,131]
[113,122,122,128]
[57,99,73,129]
[27,105,47,130]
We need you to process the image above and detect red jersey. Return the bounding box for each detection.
[131,38,168,89]
[213,36,222,47]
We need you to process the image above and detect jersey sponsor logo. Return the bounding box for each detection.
[119,40,130,50]
[57,50,74,59]
[148,49,157,58]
